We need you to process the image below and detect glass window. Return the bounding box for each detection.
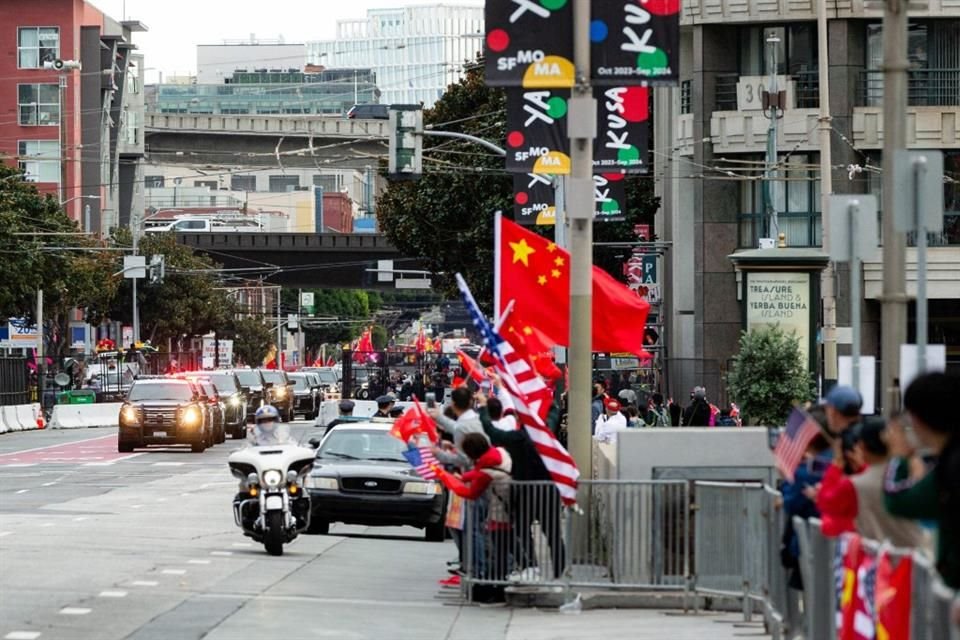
[18,84,60,126]
[313,174,339,191]
[231,174,257,191]
[739,154,821,248]
[739,24,817,77]
[17,140,60,183]
[269,175,300,192]
[194,180,217,189]
[18,27,59,69]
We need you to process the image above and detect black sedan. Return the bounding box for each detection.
[304,423,446,541]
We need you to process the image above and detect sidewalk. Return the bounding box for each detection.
[503,608,770,640]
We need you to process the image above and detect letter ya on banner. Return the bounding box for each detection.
[590,0,681,85]
[594,86,649,172]
[513,173,556,226]
[485,0,574,88]
[505,88,571,174]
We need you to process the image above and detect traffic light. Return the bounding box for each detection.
[387,105,422,180]
[148,255,165,284]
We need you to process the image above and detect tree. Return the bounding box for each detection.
[370,324,388,351]
[726,325,815,426]
[228,317,273,367]
[283,288,380,349]
[376,65,661,309]
[0,166,120,355]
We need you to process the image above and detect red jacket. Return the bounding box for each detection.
[436,447,505,500]
[816,464,858,536]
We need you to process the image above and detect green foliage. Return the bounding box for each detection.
[283,288,379,348]
[727,325,815,426]
[227,317,274,367]
[0,166,121,354]
[370,324,388,350]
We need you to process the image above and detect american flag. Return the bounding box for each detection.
[774,407,821,482]
[402,446,439,480]
[456,274,579,506]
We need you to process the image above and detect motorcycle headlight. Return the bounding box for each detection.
[120,405,139,424]
[306,476,338,490]
[404,481,441,495]
[262,469,283,488]
[180,405,202,427]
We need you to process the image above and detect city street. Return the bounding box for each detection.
[0,423,766,640]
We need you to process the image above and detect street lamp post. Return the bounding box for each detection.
[60,195,101,233]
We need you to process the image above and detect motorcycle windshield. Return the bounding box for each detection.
[251,422,292,446]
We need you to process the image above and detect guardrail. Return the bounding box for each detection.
[857,68,960,107]
[145,112,388,139]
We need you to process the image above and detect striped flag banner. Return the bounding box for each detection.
[775,407,822,482]
[402,445,440,480]
[456,273,579,505]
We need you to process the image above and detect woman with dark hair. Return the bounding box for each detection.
[884,372,960,589]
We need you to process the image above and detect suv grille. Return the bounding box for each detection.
[143,408,177,426]
[340,477,402,494]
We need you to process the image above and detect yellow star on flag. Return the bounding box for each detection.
[522,326,533,336]
[510,238,536,267]
[554,256,565,267]
[546,242,557,253]
[551,269,561,279]
[537,275,548,286]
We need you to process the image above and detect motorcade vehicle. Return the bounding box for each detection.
[204,371,248,438]
[228,419,314,556]
[303,371,324,407]
[346,103,389,119]
[118,378,213,453]
[304,421,445,541]
[304,366,340,399]
[231,368,267,421]
[287,372,319,420]
[194,378,226,445]
[258,369,294,422]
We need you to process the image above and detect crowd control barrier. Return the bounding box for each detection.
[315,399,415,427]
[0,403,42,433]
[50,403,122,429]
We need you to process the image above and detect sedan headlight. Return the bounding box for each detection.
[180,405,202,428]
[404,481,442,495]
[306,476,338,490]
[120,405,139,424]
[262,469,283,488]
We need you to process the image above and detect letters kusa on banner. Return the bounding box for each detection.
[505,89,571,174]
[594,173,626,221]
[594,86,649,172]
[513,173,556,225]
[590,0,681,85]
[485,0,574,88]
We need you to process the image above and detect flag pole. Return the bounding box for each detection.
[493,211,503,324]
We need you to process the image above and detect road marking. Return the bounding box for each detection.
[15,489,28,494]
[41,482,56,487]
[72,516,88,522]
[210,551,233,556]
[0,532,11,538]
[5,632,42,640]
[156,497,168,502]
[153,462,184,467]
[162,569,186,575]
[231,542,253,548]
[40,522,54,528]
[83,462,115,467]
[0,434,114,457]
[98,590,127,598]
[131,581,158,587]
[2,463,36,468]
[187,559,211,565]
[59,608,91,615]
[130,505,143,509]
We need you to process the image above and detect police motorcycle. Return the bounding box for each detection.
[228,406,314,556]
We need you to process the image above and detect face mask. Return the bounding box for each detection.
[258,420,277,433]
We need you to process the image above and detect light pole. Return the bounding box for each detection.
[60,195,101,233]
[764,31,782,241]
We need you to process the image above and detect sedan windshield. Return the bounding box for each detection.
[317,429,408,463]
[128,383,193,402]
[318,371,337,384]
[289,376,309,390]
[233,371,261,387]
[208,374,239,394]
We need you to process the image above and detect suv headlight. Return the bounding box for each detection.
[120,405,139,424]
[272,387,287,399]
[305,476,338,490]
[262,469,283,488]
[404,481,441,495]
[180,405,202,427]
[229,396,243,407]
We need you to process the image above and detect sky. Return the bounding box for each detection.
[89,0,482,83]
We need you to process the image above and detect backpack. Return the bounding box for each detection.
[649,406,670,427]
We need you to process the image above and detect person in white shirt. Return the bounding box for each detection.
[487,396,518,431]
[594,398,627,443]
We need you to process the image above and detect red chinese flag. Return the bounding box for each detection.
[496,215,651,357]
[876,552,911,640]
[389,398,438,444]
[457,349,490,385]
[502,319,563,382]
[502,307,556,355]
[840,535,864,640]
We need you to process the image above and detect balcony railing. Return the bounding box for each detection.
[714,74,739,111]
[714,73,821,112]
[857,68,960,107]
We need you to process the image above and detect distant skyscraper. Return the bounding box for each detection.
[306,4,484,107]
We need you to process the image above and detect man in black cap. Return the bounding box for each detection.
[374,395,395,418]
[325,399,356,431]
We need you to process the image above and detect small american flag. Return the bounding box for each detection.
[403,446,439,480]
[774,408,821,482]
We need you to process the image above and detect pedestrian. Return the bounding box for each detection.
[884,372,960,589]
[594,398,627,443]
[591,382,607,431]
[681,387,711,426]
[823,385,863,474]
[486,397,517,431]
[433,432,513,603]
[645,393,671,427]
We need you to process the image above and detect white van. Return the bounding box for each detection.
[144,217,262,233]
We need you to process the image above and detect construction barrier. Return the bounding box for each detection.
[50,402,122,429]
[0,403,42,434]
[315,399,414,427]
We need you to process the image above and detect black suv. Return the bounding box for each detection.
[119,379,213,453]
[206,371,248,438]
[231,369,267,422]
[258,369,295,422]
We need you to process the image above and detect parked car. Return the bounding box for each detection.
[304,422,446,541]
[346,103,389,119]
[287,372,319,419]
[118,378,212,453]
[205,370,248,438]
[258,369,294,422]
[231,368,266,421]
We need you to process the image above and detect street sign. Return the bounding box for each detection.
[893,150,944,233]
[505,89,570,174]
[593,86,649,173]
[513,173,555,226]
[827,195,879,262]
[484,0,574,88]
[123,255,147,279]
[300,292,314,308]
[590,0,681,85]
[387,106,422,180]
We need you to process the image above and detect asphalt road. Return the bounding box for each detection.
[0,423,769,640]
[0,421,514,640]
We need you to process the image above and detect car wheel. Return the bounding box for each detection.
[425,521,445,543]
[191,438,206,453]
[217,424,226,444]
[307,517,329,535]
[118,441,134,453]
[286,409,295,423]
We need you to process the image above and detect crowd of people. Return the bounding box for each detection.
[779,372,959,628]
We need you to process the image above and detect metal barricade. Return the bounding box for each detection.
[460,480,691,601]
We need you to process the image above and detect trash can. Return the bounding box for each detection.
[57,390,97,405]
